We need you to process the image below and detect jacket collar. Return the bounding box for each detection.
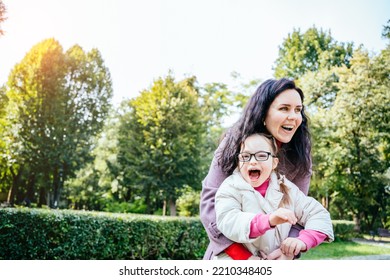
[231,171,285,212]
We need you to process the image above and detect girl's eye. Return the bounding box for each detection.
[280,107,288,111]
[295,108,302,113]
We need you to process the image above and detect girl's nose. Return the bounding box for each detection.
[249,156,257,164]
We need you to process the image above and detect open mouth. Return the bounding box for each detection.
[282,125,294,132]
[248,169,261,181]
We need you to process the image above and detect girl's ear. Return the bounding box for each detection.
[272,157,279,170]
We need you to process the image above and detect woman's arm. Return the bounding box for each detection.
[199,137,234,256]
[200,136,256,259]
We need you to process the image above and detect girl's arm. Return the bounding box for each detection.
[280,230,327,257]
[215,182,257,243]
[292,186,334,242]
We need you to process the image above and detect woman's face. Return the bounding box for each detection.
[265,89,303,143]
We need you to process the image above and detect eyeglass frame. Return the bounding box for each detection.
[238,151,277,162]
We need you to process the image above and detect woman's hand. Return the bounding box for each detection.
[247,255,262,260]
[269,208,297,227]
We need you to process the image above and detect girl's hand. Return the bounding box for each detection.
[269,208,297,227]
[266,248,294,260]
[280,237,307,257]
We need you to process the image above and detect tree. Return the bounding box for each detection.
[117,74,206,215]
[308,48,389,231]
[5,38,112,207]
[0,0,6,36]
[273,26,353,80]
[284,23,390,232]
[382,19,390,40]
[0,0,9,193]
[64,110,122,211]
[0,85,10,194]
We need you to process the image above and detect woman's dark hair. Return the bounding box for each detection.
[219,78,311,176]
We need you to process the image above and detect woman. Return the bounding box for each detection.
[200,78,312,260]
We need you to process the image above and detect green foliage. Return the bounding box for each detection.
[303,47,390,232]
[117,74,207,215]
[0,0,6,36]
[382,19,390,39]
[298,69,340,110]
[0,208,208,260]
[103,199,147,214]
[176,186,200,217]
[291,26,389,233]
[274,26,353,79]
[3,38,113,207]
[64,112,124,210]
[0,85,11,192]
[0,208,370,260]
[332,220,358,241]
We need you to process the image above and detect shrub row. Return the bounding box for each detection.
[0,208,208,260]
[0,208,357,259]
[332,220,359,241]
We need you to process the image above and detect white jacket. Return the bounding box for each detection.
[215,171,334,259]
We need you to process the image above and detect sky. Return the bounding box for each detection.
[0,0,389,106]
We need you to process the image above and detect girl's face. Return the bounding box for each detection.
[265,89,303,143]
[238,134,278,188]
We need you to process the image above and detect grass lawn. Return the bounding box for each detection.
[300,240,390,260]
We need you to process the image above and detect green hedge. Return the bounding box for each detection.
[332,220,358,241]
[0,208,357,259]
[0,208,208,260]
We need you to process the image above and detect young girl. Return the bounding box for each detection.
[214,133,334,260]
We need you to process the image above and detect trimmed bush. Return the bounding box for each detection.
[0,208,208,260]
[332,220,358,241]
[0,207,358,259]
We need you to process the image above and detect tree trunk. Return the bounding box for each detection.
[162,200,167,216]
[38,172,50,207]
[24,173,36,206]
[7,166,23,205]
[52,167,62,208]
[353,214,361,232]
[145,185,152,214]
[38,186,46,207]
[169,199,176,216]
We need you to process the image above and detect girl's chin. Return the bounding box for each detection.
[250,179,265,187]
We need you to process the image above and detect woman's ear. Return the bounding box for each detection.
[272,157,279,170]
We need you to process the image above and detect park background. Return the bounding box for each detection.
[0,0,389,259]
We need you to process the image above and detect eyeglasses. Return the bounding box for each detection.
[238,151,276,162]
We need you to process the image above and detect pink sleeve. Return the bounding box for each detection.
[249,213,272,238]
[297,229,327,251]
